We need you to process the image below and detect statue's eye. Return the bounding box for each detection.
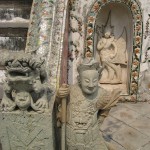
[22,62,28,67]
[93,79,98,83]
[85,79,89,83]
[7,61,12,66]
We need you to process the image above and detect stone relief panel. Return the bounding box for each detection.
[95,9,130,95]
[1,53,52,113]
[0,52,55,150]
[0,112,55,150]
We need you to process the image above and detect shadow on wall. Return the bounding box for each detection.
[0,83,3,100]
[0,84,3,150]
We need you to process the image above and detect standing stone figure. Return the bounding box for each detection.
[57,58,121,150]
[97,26,120,83]
[97,13,127,84]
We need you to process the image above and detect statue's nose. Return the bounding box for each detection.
[88,81,94,87]
[12,60,21,67]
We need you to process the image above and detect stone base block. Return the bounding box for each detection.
[0,111,55,150]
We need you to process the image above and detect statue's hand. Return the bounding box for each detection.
[35,99,48,109]
[110,54,116,59]
[32,78,44,93]
[57,84,70,99]
[1,98,16,112]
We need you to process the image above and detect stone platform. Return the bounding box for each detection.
[1,102,150,150]
[101,102,150,150]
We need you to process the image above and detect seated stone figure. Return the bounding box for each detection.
[57,58,121,150]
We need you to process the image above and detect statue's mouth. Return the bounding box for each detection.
[9,71,29,77]
[18,99,26,102]
[87,87,95,91]
[8,68,31,77]
[7,68,33,82]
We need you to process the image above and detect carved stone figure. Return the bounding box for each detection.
[1,53,51,113]
[97,13,127,84]
[14,91,33,111]
[57,58,121,150]
[0,53,55,150]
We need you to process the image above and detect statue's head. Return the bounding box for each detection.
[5,54,45,83]
[102,11,113,39]
[15,91,32,110]
[77,58,103,95]
[104,27,112,38]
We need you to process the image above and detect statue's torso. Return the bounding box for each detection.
[100,37,115,61]
[66,84,108,150]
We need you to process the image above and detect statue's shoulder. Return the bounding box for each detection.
[98,86,111,101]
[70,84,81,95]
[70,83,79,89]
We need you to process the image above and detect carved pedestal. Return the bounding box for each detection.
[0,111,55,150]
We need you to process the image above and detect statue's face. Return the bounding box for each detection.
[104,31,111,38]
[15,91,31,110]
[79,70,99,95]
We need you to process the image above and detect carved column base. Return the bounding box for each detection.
[0,111,55,150]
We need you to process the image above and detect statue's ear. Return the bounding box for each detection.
[12,90,17,101]
[99,73,102,80]
[77,75,81,84]
[98,66,103,80]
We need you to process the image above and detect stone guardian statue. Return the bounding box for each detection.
[57,58,121,150]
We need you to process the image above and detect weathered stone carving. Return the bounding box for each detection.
[1,53,51,113]
[138,48,150,101]
[0,111,55,150]
[0,52,55,150]
[97,13,127,84]
[57,58,121,150]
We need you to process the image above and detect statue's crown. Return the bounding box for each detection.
[77,58,103,74]
[103,11,114,34]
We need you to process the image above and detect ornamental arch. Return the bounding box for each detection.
[85,0,143,101]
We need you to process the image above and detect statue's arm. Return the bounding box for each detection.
[96,89,121,124]
[111,41,118,58]
[96,91,110,110]
[97,38,105,51]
